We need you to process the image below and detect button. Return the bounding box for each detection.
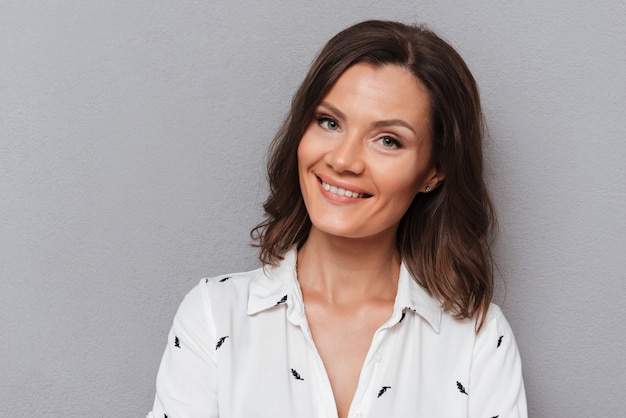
[354,413,362,418]
[375,351,382,362]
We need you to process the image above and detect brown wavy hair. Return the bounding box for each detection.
[251,20,496,329]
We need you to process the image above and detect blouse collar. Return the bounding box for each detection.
[247,248,442,333]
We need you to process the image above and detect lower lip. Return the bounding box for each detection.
[317,180,368,204]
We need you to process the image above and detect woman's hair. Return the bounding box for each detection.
[251,20,496,329]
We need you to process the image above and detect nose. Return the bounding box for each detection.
[325,132,365,174]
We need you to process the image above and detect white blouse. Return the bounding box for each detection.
[148,249,527,417]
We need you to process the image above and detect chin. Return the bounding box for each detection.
[309,218,395,242]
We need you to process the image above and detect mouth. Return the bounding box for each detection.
[318,177,372,199]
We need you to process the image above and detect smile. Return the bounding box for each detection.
[320,180,371,199]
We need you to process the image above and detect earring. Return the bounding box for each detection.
[425,185,431,193]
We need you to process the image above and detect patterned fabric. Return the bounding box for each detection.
[148,249,527,417]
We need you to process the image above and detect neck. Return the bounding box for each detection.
[296,227,400,304]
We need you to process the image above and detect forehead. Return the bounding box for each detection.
[320,63,431,126]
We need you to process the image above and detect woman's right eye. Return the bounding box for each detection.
[316,116,340,131]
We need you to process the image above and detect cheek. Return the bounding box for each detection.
[404,152,435,193]
[375,179,419,232]
[296,139,306,164]
[297,132,318,169]
[297,136,313,185]
[386,165,427,204]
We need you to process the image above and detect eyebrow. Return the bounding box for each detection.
[318,101,416,134]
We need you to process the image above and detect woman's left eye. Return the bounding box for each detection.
[317,116,340,131]
[378,136,402,148]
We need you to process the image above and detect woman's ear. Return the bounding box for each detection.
[424,164,445,193]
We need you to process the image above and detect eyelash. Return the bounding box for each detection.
[378,135,402,149]
[316,115,340,131]
[315,114,403,149]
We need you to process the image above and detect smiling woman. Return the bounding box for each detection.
[148,20,527,418]
[297,63,438,242]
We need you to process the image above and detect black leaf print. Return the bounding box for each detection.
[291,368,304,380]
[377,386,391,398]
[205,278,208,283]
[219,276,231,283]
[215,336,229,350]
[497,335,504,348]
[174,336,180,348]
[275,294,288,306]
[491,416,499,418]
[398,311,406,324]
[164,415,167,418]
[456,381,468,395]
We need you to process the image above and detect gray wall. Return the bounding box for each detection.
[1,1,624,416]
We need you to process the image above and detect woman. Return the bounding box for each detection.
[148,20,527,418]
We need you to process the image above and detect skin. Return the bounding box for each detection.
[296,62,443,418]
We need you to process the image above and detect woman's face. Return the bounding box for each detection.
[297,62,440,242]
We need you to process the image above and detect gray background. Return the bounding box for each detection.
[1,0,625,416]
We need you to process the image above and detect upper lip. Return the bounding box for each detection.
[315,173,372,197]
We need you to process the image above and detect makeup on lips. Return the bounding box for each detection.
[316,174,372,203]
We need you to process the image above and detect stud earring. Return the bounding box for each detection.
[425,185,431,193]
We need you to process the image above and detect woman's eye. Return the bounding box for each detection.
[379,135,402,148]
[317,116,340,131]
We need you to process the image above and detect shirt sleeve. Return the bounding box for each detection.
[149,279,219,418]
[468,305,528,418]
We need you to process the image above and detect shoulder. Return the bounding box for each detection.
[201,268,264,295]
[173,268,263,328]
[179,268,264,318]
[437,303,512,334]
[476,304,518,348]
[466,304,528,416]
[472,304,524,383]
[177,249,296,321]
[433,303,521,359]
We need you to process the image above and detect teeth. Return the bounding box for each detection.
[321,181,363,198]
